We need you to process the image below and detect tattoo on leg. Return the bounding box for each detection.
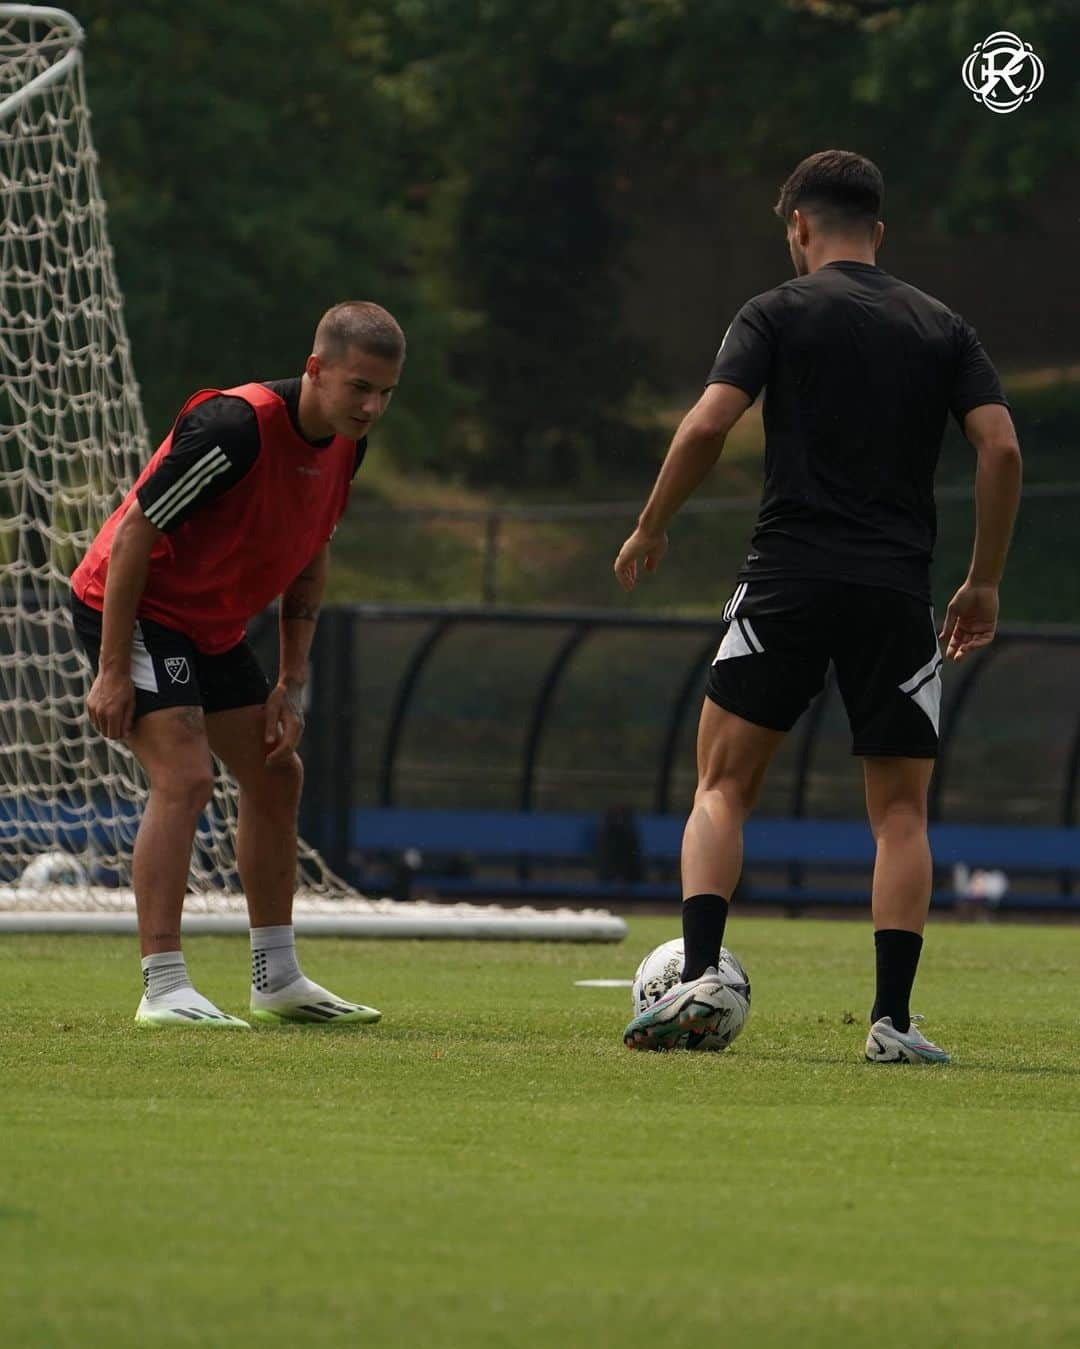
[178,706,205,734]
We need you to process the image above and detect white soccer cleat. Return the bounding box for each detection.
[865,1014,950,1065]
[623,968,734,1051]
[250,975,381,1026]
[135,987,251,1029]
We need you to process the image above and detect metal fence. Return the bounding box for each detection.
[274,605,1080,877]
[335,482,1080,623]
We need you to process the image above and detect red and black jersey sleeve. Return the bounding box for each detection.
[136,396,262,533]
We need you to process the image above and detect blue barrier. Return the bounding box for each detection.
[350,807,1080,912]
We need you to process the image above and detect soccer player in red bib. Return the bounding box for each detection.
[70,301,403,1028]
[616,153,1023,1064]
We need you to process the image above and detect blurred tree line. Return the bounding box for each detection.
[82,0,1077,490]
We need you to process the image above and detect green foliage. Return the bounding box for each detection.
[1006,379,1080,477]
[379,0,661,487]
[82,0,465,459]
[75,1,1079,482]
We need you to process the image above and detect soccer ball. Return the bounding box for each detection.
[20,850,88,889]
[631,937,750,1051]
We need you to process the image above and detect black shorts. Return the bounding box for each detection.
[71,595,270,722]
[706,580,942,758]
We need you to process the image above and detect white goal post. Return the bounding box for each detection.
[0,5,625,943]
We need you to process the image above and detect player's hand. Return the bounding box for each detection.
[614,527,668,592]
[939,582,999,662]
[264,680,305,765]
[87,669,135,739]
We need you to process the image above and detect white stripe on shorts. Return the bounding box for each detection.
[738,618,764,654]
[899,647,943,734]
[723,582,748,623]
[129,624,159,693]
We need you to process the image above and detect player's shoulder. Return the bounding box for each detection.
[737,282,793,314]
[177,391,260,438]
[767,267,965,332]
[880,271,961,322]
[736,276,826,322]
[260,376,302,404]
[723,285,792,339]
[170,390,263,468]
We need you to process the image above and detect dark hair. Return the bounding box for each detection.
[314,301,406,364]
[773,150,884,233]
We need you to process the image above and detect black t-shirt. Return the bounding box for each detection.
[136,378,367,533]
[707,261,1008,600]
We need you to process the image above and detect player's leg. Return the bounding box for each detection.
[203,688,380,1026]
[127,706,214,953]
[679,583,826,981]
[681,699,785,962]
[624,582,824,1050]
[71,599,248,1027]
[623,703,786,1052]
[204,704,303,930]
[865,755,934,936]
[862,756,946,1062]
[834,589,949,1064]
[126,706,250,1028]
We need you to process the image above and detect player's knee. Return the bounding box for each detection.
[277,751,304,806]
[869,798,927,844]
[250,751,303,817]
[153,766,215,817]
[695,772,755,818]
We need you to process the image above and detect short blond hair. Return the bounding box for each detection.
[314,301,406,364]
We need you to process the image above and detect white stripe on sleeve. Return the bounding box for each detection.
[143,448,231,528]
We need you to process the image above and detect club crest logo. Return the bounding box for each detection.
[962,31,1044,114]
[164,656,190,685]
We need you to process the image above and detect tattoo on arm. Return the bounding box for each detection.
[282,676,305,720]
[281,596,320,622]
[282,552,325,623]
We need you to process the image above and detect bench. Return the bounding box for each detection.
[351,807,1080,913]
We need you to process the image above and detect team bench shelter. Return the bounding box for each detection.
[350,808,1080,914]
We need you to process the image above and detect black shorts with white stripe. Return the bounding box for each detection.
[707,579,942,758]
[70,595,270,723]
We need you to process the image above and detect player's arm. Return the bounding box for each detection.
[940,403,1022,662]
[87,502,163,738]
[615,297,771,592]
[265,544,329,766]
[615,384,752,591]
[940,322,1022,662]
[87,398,259,738]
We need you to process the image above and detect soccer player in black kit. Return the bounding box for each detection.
[617,151,1022,1063]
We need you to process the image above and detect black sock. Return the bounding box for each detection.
[681,894,729,981]
[871,929,923,1034]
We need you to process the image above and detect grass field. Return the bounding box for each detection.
[2,917,1078,1348]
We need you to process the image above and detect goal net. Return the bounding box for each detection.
[0,2,340,911]
[0,7,624,942]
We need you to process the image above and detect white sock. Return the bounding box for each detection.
[250,924,303,994]
[141,951,193,1001]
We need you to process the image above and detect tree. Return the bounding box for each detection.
[84,0,464,461]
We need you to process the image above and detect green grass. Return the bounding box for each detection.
[1,918,1078,1348]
